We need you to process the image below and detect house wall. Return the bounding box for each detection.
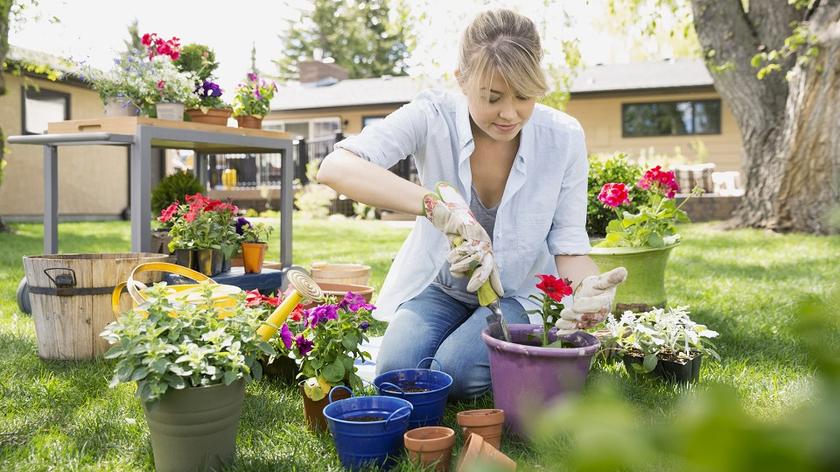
[268,90,745,174]
[0,75,128,218]
[267,104,401,136]
[564,90,744,173]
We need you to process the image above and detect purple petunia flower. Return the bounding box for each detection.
[279,323,293,350]
[247,72,258,82]
[359,321,370,332]
[235,217,251,236]
[339,291,375,313]
[295,335,313,356]
[305,304,338,328]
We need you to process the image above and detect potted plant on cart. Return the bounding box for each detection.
[588,165,701,311]
[100,284,275,472]
[480,274,601,435]
[291,292,375,431]
[231,72,277,129]
[601,306,720,383]
[150,171,204,254]
[80,60,141,116]
[236,217,273,274]
[165,193,239,275]
[185,79,232,125]
[130,33,196,120]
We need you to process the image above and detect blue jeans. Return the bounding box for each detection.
[375,284,529,401]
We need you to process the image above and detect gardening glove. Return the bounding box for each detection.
[555,267,627,333]
[423,182,503,296]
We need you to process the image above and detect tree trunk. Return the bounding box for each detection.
[691,0,840,234]
[774,4,840,234]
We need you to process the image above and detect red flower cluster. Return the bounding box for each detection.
[638,165,679,199]
[536,274,573,302]
[183,193,238,222]
[598,182,631,208]
[141,33,181,61]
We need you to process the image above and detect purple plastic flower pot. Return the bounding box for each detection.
[481,324,600,436]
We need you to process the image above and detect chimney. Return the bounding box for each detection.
[298,59,348,85]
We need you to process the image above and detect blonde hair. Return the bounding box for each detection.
[458,9,548,99]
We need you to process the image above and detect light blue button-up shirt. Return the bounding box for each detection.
[335,89,590,321]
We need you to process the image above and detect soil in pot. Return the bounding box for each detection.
[456,409,505,450]
[347,415,387,422]
[404,426,456,472]
[623,351,702,383]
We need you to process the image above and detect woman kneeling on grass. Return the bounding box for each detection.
[318,9,623,400]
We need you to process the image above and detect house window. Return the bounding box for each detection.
[22,87,70,135]
[262,118,341,141]
[362,115,386,128]
[622,99,721,137]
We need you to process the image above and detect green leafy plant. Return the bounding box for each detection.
[160,193,239,251]
[174,43,219,81]
[151,170,203,216]
[235,217,273,243]
[601,306,720,373]
[587,153,650,236]
[288,293,375,400]
[100,283,275,403]
[231,72,276,117]
[595,165,699,248]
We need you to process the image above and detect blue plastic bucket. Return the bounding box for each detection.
[323,386,413,471]
[373,357,453,429]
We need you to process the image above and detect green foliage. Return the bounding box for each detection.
[598,189,695,248]
[165,198,239,252]
[587,153,649,236]
[352,201,376,220]
[99,284,275,403]
[239,221,273,243]
[174,43,218,81]
[601,306,720,372]
[151,170,203,214]
[289,294,374,398]
[751,23,820,81]
[276,0,412,80]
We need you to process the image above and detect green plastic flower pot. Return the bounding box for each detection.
[143,380,245,472]
[588,242,678,312]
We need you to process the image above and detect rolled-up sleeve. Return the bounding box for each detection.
[334,94,432,169]
[547,126,591,255]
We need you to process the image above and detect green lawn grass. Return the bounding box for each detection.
[0,220,837,471]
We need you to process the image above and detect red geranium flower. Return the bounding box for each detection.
[535,274,573,302]
[158,202,180,223]
[598,183,630,208]
[638,165,680,199]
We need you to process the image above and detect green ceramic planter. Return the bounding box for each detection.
[143,380,245,472]
[588,242,678,312]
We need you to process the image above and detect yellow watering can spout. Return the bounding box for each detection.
[257,269,324,341]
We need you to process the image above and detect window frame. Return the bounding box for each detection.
[621,99,721,138]
[21,86,71,135]
[361,115,387,128]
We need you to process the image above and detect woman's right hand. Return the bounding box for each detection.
[424,182,503,295]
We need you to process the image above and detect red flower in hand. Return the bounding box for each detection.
[536,274,573,302]
[598,183,630,208]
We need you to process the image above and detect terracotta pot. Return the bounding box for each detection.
[456,409,505,450]
[236,115,263,129]
[456,433,516,472]
[186,108,232,126]
[241,242,267,273]
[316,282,375,303]
[404,426,456,472]
[300,383,351,432]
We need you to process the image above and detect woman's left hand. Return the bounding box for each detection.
[555,267,627,332]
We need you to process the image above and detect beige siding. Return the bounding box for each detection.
[268,90,745,174]
[0,75,128,217]
[267,104,400,136]
[565,91,744,173]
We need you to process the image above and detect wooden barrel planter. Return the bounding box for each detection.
[22,253,169,360]
[310,262,371,286]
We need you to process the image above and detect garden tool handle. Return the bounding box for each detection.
[257,269,324,342]
[450,236,500,307]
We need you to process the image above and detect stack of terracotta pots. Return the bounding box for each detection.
[403,408,514,472]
